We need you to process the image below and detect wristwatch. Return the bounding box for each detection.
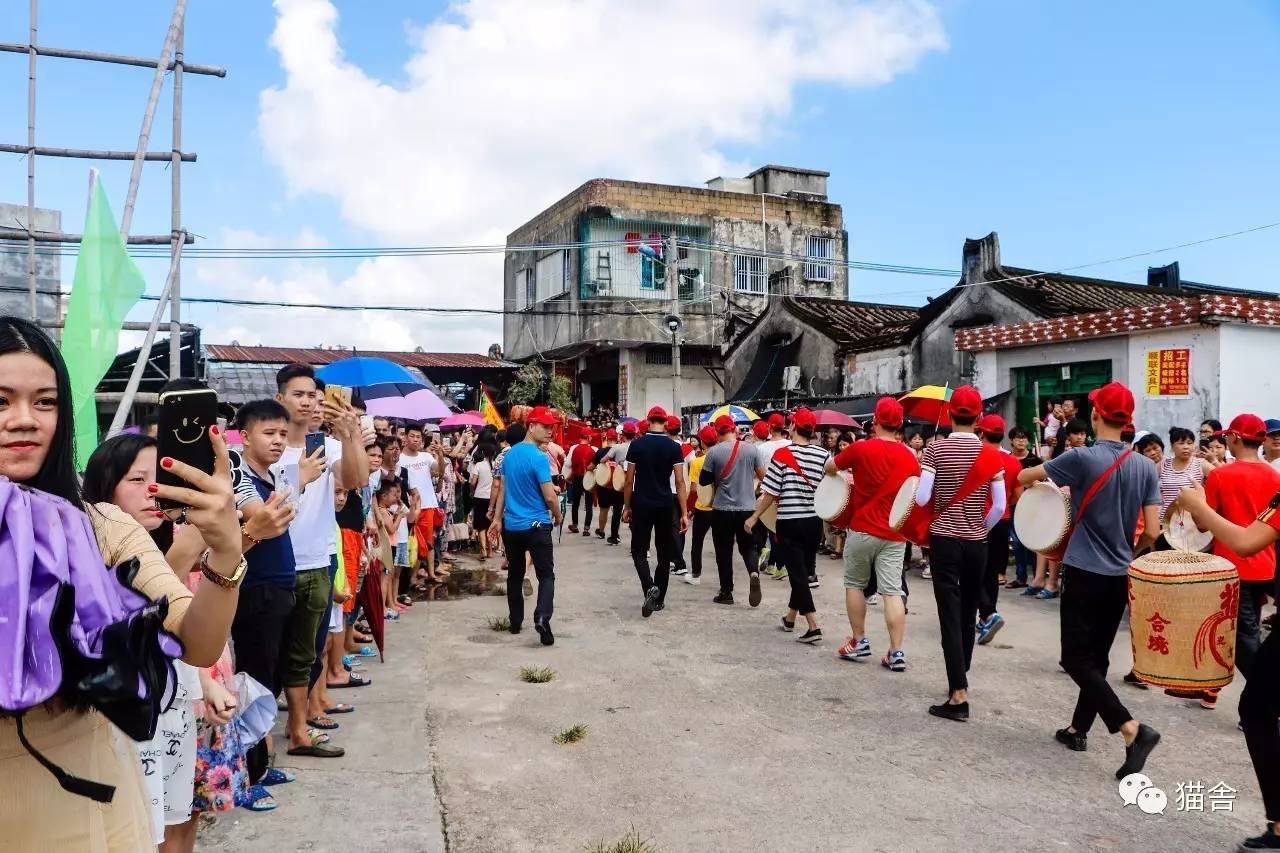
[200,549,248,590]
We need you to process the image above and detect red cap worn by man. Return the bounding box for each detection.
[527,406,559,426]
[698,425,718,446]
[948,386,983,421]
[604,428,618,443]
[977,414,1006,437]
[767,412,786,430]
[1087,381,1135,425]
[751,420,771,440]
[622,422,639,438]
[1212,413,1268,443]
[647,405,667,422]
[875,396,905,430]
[714,415,736,435]
[666,415,682,435]
[792,407,817,431]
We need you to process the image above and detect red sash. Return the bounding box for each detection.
[775,445,817,489]
[900,444,1005,547]
[1044,449,1134,562]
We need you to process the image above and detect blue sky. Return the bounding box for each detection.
[1,1,1277,350]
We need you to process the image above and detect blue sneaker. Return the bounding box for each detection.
[1036,588,1059,600]
[881,650,907,672]
[837,637,871,661]
[977,613,1005,645]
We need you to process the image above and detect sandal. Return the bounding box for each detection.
[354,646,377,658]
[242,784,278,811]
[261,767,297,786]
[287,731,344,758]
[327,673,371,689]
[307,715,339,730]
[325,703,355,714]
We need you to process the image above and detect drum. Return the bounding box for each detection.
[1163,509,1213,553]
[814,473,854,529]
[888,476,919,532]
[611,464,626,491]
[1013,482,1072,561]
[1129,551,1239,690]
[696,482,715,508]
[582,472,596,492]
[594,463,613,489]
[760,501,777,532]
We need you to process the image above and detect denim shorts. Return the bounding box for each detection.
[394,542,409,567]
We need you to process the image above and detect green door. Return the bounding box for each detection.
[1014,359,1113,437]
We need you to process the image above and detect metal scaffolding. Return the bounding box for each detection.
[4,0,225,432]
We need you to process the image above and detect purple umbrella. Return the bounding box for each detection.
[365,389,451,421]
[439,412,486,430]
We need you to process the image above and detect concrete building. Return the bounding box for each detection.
[0,202,63,330]
[503,166,846,419]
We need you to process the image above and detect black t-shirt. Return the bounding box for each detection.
[337,488,364,531]
[625,432,684,509]
[1014,451,1043,470]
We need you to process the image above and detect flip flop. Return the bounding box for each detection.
[307,715,339,730]
[242,784,278,811]
[325,703,355,714]
[355,646,377,657]
[261,767,297,786]
[327,673,371,689]
[304,729,331,744]
[287,741,345,758]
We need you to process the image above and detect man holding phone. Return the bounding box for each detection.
[400,423,445,583]
[270,364,368,759]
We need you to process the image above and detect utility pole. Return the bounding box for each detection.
[667,232,682,421]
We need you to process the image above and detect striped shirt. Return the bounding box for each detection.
[1158,457,1204,516]
[920,433,1001,541]
[761,442,831,519]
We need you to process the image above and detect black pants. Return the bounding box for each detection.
[778,516,821,615]
[711,510,758,594]
[597,490,623,539]
[979,518,1011,620]
[689,509,712,577]
[231,583,294,784]
[569,478,593,529]
[630,503,675,602]
[503,526,556,627]
[1237,579,1271,681]
[930,535,987,693]
[1060,565,1132,734]
[1240,630,1280,822]
[671,498,687,572]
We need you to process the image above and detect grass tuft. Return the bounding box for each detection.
[584,826,658,853]
[519,665,556,684]
[486,615,510,632]
[553,723,588,745]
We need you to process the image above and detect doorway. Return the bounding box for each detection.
[1014,359,1113,440]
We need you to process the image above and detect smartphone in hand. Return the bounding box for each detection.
[156,388,218,510]
[323,384,352,418]
[305,431,327,458]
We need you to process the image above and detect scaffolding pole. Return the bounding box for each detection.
[26,0,37,319]
[0,143,196,161]
[169,25,183,378]
[107,239,183,437]
[0,41,225,77]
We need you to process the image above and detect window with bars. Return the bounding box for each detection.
[805,236,835,282]
[733,253,766,294]
[516,268,534,310]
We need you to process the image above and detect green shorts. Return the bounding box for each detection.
[283,567,331,688]
[843,532,907,597]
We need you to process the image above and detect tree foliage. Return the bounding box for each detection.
[507,363,575,415]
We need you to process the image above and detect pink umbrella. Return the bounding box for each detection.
[439,412,486,429]
[365,389,451,421]
[810,409,858,428]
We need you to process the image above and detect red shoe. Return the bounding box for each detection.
[1199,689,1220,710]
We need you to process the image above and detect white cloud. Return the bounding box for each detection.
[226,0,947,352]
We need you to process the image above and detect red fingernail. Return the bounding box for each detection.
[161,457,173,469]
[147,484,159,493]
[211,425,220,436]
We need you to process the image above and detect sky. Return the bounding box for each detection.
[2,0,1277,355]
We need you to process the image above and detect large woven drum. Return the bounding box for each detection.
[1128,551,1239,690]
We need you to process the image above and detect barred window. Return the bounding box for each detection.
[805,236,834,282]
[733,254,766,294]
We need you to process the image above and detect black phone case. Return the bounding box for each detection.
[156,390,218,509]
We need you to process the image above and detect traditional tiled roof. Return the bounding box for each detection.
[955,295,1280,351]
[780,296,919,354]
[204,345,517,370]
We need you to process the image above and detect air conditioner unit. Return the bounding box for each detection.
[782,366,802,391]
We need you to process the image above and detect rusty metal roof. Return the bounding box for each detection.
[204,345,517,370]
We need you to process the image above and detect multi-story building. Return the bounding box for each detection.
[0,202,63,332]
[503,166,846,419]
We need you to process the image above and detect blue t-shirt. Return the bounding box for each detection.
[243,466,297,590]
[501,442,552,532]
[1044,440,1160,577]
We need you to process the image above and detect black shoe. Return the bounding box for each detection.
[595,530,606,539]
[807,575,819,589]
[653,602,665,613]
[642,586,660,618]
[535,622,554,646]
[796,628,822,644]
[1054,727,1087,752]
[1122,671,1149,690]
[1115,723,1161,780]
[779,617,795,632]
[713,591,734,605]
[509,623,522,635]
[568,525,579,533]
[1240,830,1280,850]
[748,573,762,607]
[607,537,621,546]
[582,530,592,537]
[928,701,969,722]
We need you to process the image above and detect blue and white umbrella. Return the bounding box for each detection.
[699,404,760,425]
[316,357,425,397]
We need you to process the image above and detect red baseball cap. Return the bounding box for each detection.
[527,405,558,426]
[714,415,736,434]
[874,396,905,429]
[949,386,983,419]
[751,420,770,439]
[1088,381,1135,424]
[977,414,1006,436]
[605,428,618,441]
[697,425,717,445]
[767,413,785,429]
[647,405,667,421]
[621,422,639,436]
[665,415,681,433]
[1213,413,1267,442]
[790,407,817,431]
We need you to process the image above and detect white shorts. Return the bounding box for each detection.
[140,663,201,840]
[329,601,345,634]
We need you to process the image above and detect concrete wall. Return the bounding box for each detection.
[1126,325,1220,432]
[618,347,720,419]
[843,346,913,396]
[0,203,62,331]
[973,335,1129,427]
[1218,324,1280,421]
[722,305,842,400]
[913,283,1040,388]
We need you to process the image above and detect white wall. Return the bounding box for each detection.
[1125,325,1220,435]
[620,348,721,418]
[1218,324,1280,421]
[844,347,912,396]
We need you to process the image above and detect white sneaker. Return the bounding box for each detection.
[921,565,932,579]
[683,574,701,585]
[866,594,881,606]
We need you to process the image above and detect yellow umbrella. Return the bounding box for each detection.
[899,384,954,425]
[700,404,761,424]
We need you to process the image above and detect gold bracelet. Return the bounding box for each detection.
[240,523,261,550]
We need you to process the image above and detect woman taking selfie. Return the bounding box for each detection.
[0,317,243,851]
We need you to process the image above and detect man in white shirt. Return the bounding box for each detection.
[273,364,368,759]
[400,423,446,581]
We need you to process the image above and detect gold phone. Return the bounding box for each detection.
[323,384,352,417]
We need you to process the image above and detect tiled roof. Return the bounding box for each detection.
[782,297,919,354]
[203,345,517,370]
[955,295,1280,351]
[991,267,1183,317]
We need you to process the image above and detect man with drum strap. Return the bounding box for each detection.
[567,431,597,535]
[699,415,766,606]
[596,424,634,545]
[826,397,919,671]
[1018,381,1162,777]
[747,407,829,643]
[915,386,1006,721]
[622,407,690,618]
[1181,485,1280,852]
[684,426,718,585]
[975,414,1022,646]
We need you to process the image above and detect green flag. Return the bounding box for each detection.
[62,173,146,467]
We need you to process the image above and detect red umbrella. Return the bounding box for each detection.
[899,384,955,426]
[809,409,858,429]
[358,562,386,662]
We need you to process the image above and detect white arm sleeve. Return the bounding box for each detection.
[984,479,1007,530]
[916,470,935,506]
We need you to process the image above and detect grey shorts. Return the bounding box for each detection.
[843,532,907,596]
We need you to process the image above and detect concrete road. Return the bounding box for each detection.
[199,530,1267,852]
